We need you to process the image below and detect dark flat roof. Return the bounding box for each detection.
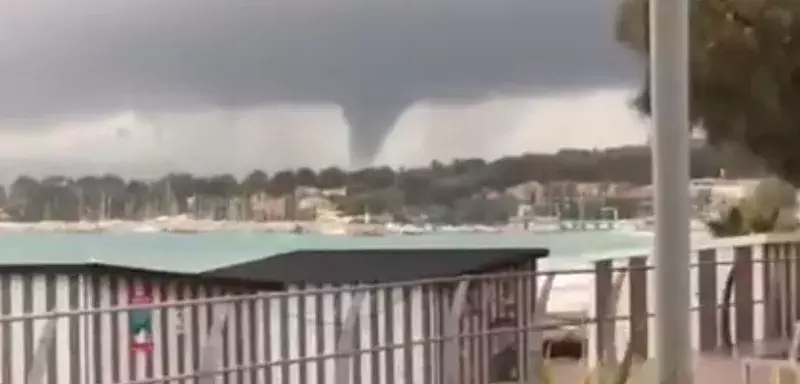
[0,246,548,289]
[0,262,284,291]
[203,247,549,285]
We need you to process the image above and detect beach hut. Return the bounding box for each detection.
[1,246,547,384]
[0,262,281,384]
[205,246,548,384]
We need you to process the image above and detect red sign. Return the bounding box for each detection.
[129,286,154,352]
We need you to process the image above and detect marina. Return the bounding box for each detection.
[0,216,656,236]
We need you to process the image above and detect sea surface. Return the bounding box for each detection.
[0,231,654,273]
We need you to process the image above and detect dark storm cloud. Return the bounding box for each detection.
[0,0,635,167]
[0,0,632,119]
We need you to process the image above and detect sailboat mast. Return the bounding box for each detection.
[99,191,107,221]
[77,187,84,221]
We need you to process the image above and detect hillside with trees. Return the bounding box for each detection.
[0,144,746,222]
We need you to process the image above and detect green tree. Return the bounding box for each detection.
[206,174,238,198]
[616,0,800,185]
[295,167,317,187]
[267,170,296,196]
[317,166,346,189]
[126,180,150,216]
[241,170,269,196]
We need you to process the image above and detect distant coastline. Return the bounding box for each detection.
[0,144,737,225]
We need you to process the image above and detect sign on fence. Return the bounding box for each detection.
[129,285,154,352]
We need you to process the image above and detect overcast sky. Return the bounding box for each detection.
[0,0,646,181]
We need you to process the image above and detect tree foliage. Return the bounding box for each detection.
[705,176,797,236]
[240,170,269,195]
[616,0,800,185]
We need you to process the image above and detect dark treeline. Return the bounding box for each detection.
[0,144,747,222]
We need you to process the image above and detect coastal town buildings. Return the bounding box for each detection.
[0,176,783,224]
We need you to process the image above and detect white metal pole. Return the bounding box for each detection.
[650,0,692,380]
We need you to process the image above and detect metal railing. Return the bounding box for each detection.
[5,233,800,384]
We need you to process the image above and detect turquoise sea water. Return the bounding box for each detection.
[0,231,653,273]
